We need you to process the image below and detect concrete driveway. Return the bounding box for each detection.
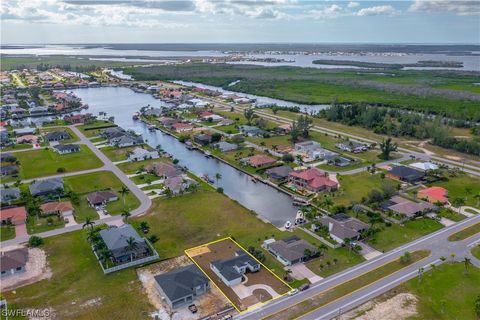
[15,223,28,238]
[289,263,323,284]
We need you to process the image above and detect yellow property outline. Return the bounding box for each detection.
[261,250,432,320]
[185,237,293,314]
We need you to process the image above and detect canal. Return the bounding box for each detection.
[71,86,298,227]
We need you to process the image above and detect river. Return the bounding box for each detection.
[71,86,298,227]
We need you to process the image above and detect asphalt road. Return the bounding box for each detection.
[236,214,480,320]
[1,125,152,248]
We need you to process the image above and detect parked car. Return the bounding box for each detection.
[288,289,299,296]
[299,283,310,291]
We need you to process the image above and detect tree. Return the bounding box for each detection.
[215,172,222,185]
[121,209,131,222]
[119,186,130,208]
[290,121,300,143]
[139,221,150,233]
[82,217,95,229]
[400,251,412,264]
[475,295,480,317]
[303,248,312,260]
[463,257,472,274]
[244,108,256,125]
[283,268,292,281]
[379,138,398,160]
[148,234,159,244]
[28,235,44,247]
[417,267,424,283]
[126,236,138,262]
[282,153,294,162]
[452,197,466,207]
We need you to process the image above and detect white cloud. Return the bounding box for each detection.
[309,4,344,19]
[347,2,360,8]
[356,5,398,16]
[409,0,480,16]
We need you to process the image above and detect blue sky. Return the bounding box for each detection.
[1,0,479,44]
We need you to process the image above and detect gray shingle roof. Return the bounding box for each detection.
[267,236,316,263]
[154,264,209,302]
[1,248,28,272]
[0,188,20,202]
[45,131,70,141]
[53,144,80,153]
[99,224,144,252]
[29,178,64,196]
[211,251,259,281]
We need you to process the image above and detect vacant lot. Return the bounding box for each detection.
[77,120,117,137]
[401,263,480,320]
[432,174,480,208]
[101,144,152,162]
[368,219,444,252]
[448,223,480,241]
[27,215,65,234]
[14,146,103,179]
[1,230,154,319]
[64,171,140,221]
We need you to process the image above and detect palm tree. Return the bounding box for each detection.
[463,257,472,274]
[119,186,130,208]
[139,221,150,233]
[283,269,292,281]
[121,209,131,222]
[418,267,424,283]
[100,248,113,268]
[82,217,95,229]
[450,253,456,262]
[215,172,222,185]
[126,236,138,262]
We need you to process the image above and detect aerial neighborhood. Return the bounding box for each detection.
[1,50,479,320]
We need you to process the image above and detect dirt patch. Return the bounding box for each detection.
[137,256,233,320]
[1,246,52,291]
[343,293,418,320]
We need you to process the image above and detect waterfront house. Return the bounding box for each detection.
[99,224,150,264]
[171,122,193,133]
[418,186,448,204]
[319,214,369,244]
[143,108,163,117]
[265,165,293,182]
[86,191,118,207]
[213,141,238,152]
[13,127,36,136]
[146,162,181,178]
[53,144,80,155]
[241,155,277,168]
[109,134,144,148]
[64,113,95,124]
[0,206,27,225]
[264,236,317,266]
[29,178,64,197]
[409,162,439,172]
[0,188,20,203]
[164,176,197,195]
[154,264,210,309]
[127,147,159,162]
[294,141,338,161]
[1,248,28,278]
[288,168,338,193]
[45,131,70,142]
[210,250,260,287]
[193,133,212,146]
[381,196,435,220]
[200,111,223,122]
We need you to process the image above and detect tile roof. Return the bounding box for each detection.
[40,201,74,214]
[0,206,27,224]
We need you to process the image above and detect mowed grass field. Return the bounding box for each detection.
[2,230,154,319]
[432,174,480,208]
[401,263,480,320]
[14,146,103,179]
[64,171,141,222]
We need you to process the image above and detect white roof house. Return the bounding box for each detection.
[409,162,439,171]
[128,147,160,162]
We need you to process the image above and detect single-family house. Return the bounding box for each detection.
[164,176,196,195]
[324,154,353,167]
[294,141,338,161]
[210,250,261,287]
[159,117,179,128]
[0,153,16,163]
[146,162,181,178]
[0,188,20,203]
[265,165,293,182]
[265,236,317,266]
[29,178,64,197]
[100,127,125,139]
[171,122,193,132]
[1,248,28,278]
[193,133,212,146]
[40,201,74,218]
[86,191,118,207]
[99,224,150,264]
[0,206,27,225]
[382,196,435,219]
[241,155,277,168]
[288,168,338,193]
[64,114,95,124]
[200,111,223,122]
[29,106,48,115]
[154,264,210,309]
[219,118,235,126]
[45,131,70,142]
[213,141,238,152]
[418,186,448,204]
[110,134,144,148]
[53,144,80,154]
[335,141,367,153]
[387,166,425,183]
[143,108,163,117]
[16,135,38,144]
[319,214,369,244]
[239,125,265,137]
[127,147,159,162]
[275,124,292,134]
[0,131,11,147]
[0,165,19,176]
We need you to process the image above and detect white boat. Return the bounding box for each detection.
[284,221,292,229]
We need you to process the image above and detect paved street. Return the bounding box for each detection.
[237,214,480,320]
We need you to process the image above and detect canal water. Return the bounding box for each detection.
[71,86,298,227]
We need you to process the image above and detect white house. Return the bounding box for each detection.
[128,147,160,162]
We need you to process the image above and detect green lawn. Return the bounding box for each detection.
[77,120,117,137]
[117,158,169,174]
[14,146,103,179]
[472,245,480,259]
[368,219,444,252]
[306,247,365,278]
[40,127,79,143]
[130,173,159,185]
[27,215,65,235]
[331,172,399,206]
[1,230,154,319]
[448,223,480,241]
[402,263,480,320]
[265,250,430,320]
[64,171,141,221]
[1,225,15,241]
[0,143,33,152]
[432,174,480,208]
[437,208,466,222]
